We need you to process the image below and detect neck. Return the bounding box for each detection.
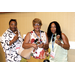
[34,30,40,33]
[53,33,56,35]
[53,33,55,34]
[34,30,40,36]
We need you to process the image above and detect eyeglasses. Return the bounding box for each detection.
[34,23,40,26]
[52,35,55,42]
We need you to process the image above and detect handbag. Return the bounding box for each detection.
[18,46,34,59]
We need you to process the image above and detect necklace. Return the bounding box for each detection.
[34,30,41,44]
[52,34,55,52]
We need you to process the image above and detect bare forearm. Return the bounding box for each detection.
[43,44,49,49]
[22,43,33,49]
[9,39,16,45]
[9,35,18,45]
[60,43,70,50]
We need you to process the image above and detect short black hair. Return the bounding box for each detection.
[9,19,17,25]
[43,59,50,62]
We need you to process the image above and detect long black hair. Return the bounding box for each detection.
[47,21,62,42]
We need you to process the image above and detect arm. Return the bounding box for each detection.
[22,32,38,49]
[55,33,70,50]
[43,32,49,49]
[1,33,10,52]
[9,30,18,45]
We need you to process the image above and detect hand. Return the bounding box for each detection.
[13,34,18,42]
[55,35,61,45]
[13,30,19,41]
[14,30,18,35]
[56,35,60,40]
[32,44,38,50]
[9,31,18,45]
[55,39,61,45]
[45,51,49,56]
[9,33,18,45]
[38,43,44,48]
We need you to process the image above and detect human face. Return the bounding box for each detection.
[33,23,41,32]
[9,21,17,32]
[51,23,56,34]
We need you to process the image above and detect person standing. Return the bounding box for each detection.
[22,18,49,62]
[47,21,70,62]
[1,19,23,62]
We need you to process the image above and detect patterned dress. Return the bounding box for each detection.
[29,30,47,59]
[1,29,23,62]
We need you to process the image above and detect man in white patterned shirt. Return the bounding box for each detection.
[1,19,23,62]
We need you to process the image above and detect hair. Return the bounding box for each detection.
[43,59,50,62]
[47,21,62,42]
[32,18,42,26]
[9,19,17,25]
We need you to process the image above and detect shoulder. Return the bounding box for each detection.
[17,29,22,36]
[17,29,20,33]
[29,30,35,34]
[41,30,46,35]
[23,32,31,42]
[26,32,31,37]
[61,33,66,37]
[41,31,47,38]
[41,30,44,33]
[61,33,68,39]
[41,30,47,35]
[2,29,9,36]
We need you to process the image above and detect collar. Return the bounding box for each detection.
[7,28,13,33]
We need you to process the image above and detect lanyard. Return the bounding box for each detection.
[52,34,55,52]
[34,30,41,44]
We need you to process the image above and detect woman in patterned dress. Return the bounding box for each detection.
[1,19,23,62]
[22,18,49,62]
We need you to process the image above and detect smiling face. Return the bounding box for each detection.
[33,18,42,32]
[9,21,17,32]
[33,23,41,32]
[51,23,56,34]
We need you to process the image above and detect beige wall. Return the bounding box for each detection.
[0,12,75,41]
[0,12,75,62]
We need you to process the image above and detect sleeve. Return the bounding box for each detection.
[15,31,23,53]
[1,32,10,52]
[18,31,23,45]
